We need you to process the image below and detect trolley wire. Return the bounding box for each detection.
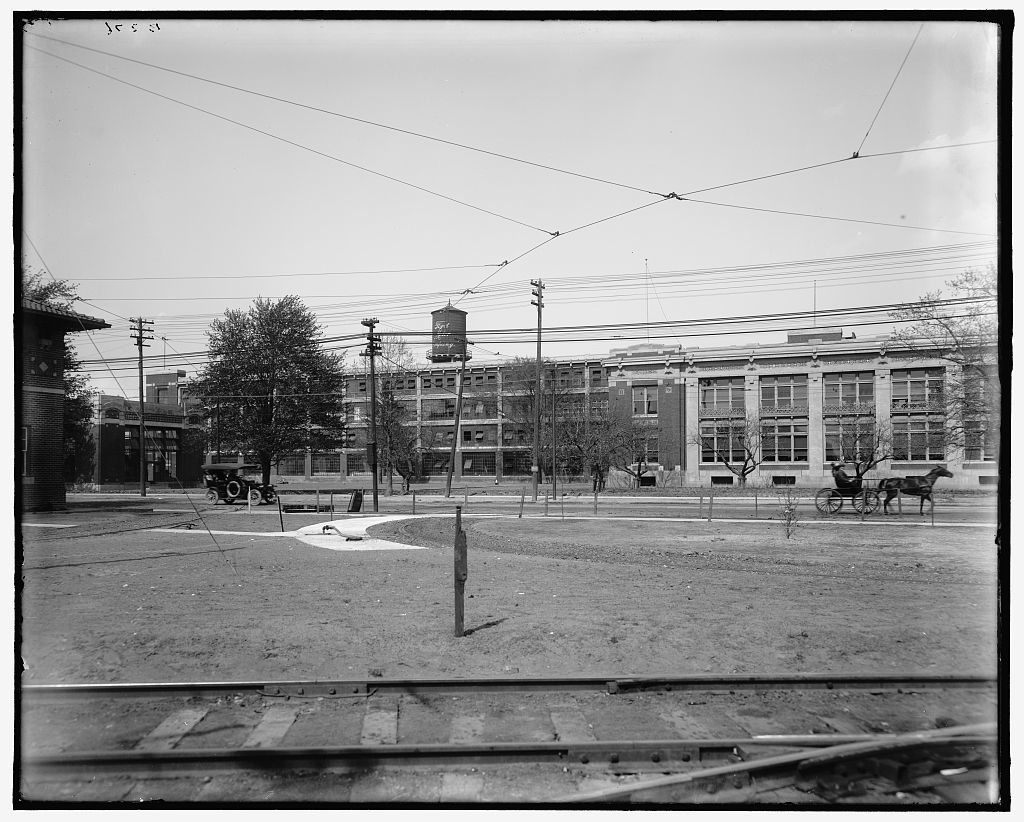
[26,44,557,237]
[855,23,925,157]
[24,30,665,198]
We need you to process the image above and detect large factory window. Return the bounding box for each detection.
[312,452,341,475]
[462,453,496,475]
[502,451,532,476]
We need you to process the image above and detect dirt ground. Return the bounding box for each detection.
[19,510,999,684]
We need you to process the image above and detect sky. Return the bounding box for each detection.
[18,15,1001,398]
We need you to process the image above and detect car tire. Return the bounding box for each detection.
[225,479,243,499]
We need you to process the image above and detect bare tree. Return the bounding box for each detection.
[363,338,422,493]
[559,407,651,491]
[690,414,764,486]
[890,265,1000,460]
[824,418,895,480]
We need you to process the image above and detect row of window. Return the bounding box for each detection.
[634,370,947,416]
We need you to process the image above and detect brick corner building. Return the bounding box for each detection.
[19,298,110,511]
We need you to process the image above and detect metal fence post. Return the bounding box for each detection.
[519,488,525,519]
[412,490,417,515]
[708,489,714,522]
[898,489,902,515]
[544,493,549,517]
[277,494,285,532]
[699,494,703,519]
[754,493,758,518]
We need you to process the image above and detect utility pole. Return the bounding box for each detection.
[530,279,544,502]
[445,351,468,498]
[551,366,557,500]
[361,318,382,513]
[130,317,154,496]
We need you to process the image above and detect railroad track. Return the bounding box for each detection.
[19,674,1000,805]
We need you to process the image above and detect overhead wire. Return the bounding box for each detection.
[26,44,557,236]
[681,197,996,238]
[25,30,665,198]
[855,23,925,157]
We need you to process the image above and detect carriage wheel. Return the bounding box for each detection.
[204,488,219,504]
[853,489,881,514]
[815,488,843,514]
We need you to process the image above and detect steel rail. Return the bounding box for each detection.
[21,731,997,779]
[21,673,996,702]
[560,723,998,803]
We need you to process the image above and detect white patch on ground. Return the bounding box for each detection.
[293,515,427,552]
[148,515,427,551]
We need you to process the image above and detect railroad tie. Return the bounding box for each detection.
[242,704,301,748]
[440,772,485,802]
[448,713,486,744]
[134,707,210,752]
[360,696,399,745]
[550,700,596,743]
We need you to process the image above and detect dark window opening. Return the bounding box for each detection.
[711,476,734,485]
[772,476,796,486]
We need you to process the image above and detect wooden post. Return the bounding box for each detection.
[754,493,758,518]
[931,497,935,527]
[277,494,285,533]
[464,487,469,510]
[593,491,598,515]
[699,495,703,519]
[898,489,902,516]
[330,491,334,515]
[708,489,714,522]
[544,493,549,517]
[454,506,467,637]
[560,495,564,520]
[519,488,525,519]
[412,490,417,515]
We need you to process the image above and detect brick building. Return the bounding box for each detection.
[19,298,110,511]
[92,371,205,487]
[323,327,996,490]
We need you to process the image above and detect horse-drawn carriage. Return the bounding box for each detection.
[202,463,277,505]
[814,468,881,515]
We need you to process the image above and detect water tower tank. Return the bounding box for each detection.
[428,304,470,362]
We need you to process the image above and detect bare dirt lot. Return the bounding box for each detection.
[19,507,999,684]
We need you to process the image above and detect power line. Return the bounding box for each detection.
[27,44,557,236]
[855,24,925,157]
[682,197,995,238]
[68,263,505,283]
[25,30,665,198]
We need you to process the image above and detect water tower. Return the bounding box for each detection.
[427,303,470,362]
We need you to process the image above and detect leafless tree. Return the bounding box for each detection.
[890,265,1000,461]
[689,414,764,486]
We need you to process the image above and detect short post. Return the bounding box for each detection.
[248,490,252,515]
[860,496,865,523]
[898,490,902,516]
[464,487,468,510]
[454,506,467,638]
[931,498,935,527]
[708,489,714,522]
[316,487,320,512]
[560,495,565,520]
[330,491,334,515]
[544,493,549,517]
[412,490,417,515]
[754,493,758,519]
[593,491,598,515]
[519,488,525,519]
[277,494,285,533]
[699,494,703,519]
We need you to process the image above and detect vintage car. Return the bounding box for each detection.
[202,463,277,505]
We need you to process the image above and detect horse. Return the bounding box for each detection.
[878,465,954,515]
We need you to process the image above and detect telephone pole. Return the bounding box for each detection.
[130,317,154,496]
[530,279,544,502]
[361,318,382,513]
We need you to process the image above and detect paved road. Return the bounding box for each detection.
[52,491,998,528]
